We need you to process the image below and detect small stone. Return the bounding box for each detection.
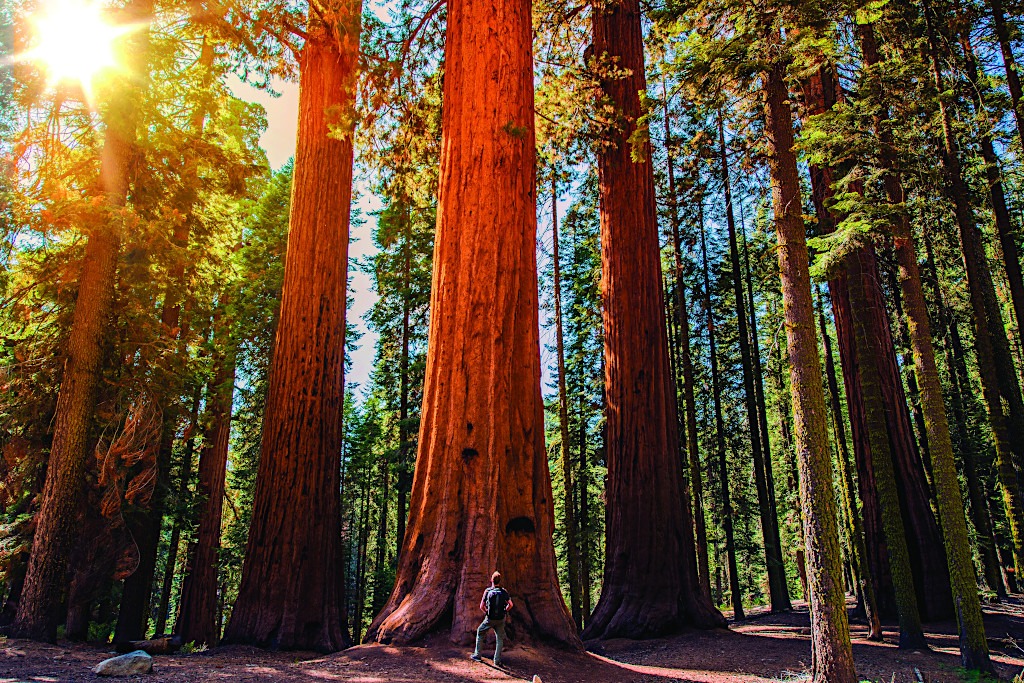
[93,650,153,676]
[532,676,543,683]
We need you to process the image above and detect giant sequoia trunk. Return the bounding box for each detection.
[762,56,855,683]
[582,0,724,639]
[8,0,153,642]
[176,311,236,646]
[221,3,360,652]
[365,0,578,647]
[804,61,952,622]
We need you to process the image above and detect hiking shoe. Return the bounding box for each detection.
[493,661,502,668]
[470,654,482,662]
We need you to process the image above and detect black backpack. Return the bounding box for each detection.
[486,587,510,620]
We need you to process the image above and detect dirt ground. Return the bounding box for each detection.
[2,600,1023,683]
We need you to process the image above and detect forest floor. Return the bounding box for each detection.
[3,599,1024,683]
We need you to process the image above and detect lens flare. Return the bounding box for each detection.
[21,0,129,100]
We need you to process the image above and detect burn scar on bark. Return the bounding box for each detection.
[461,447,478,463]
[505,517,535,534]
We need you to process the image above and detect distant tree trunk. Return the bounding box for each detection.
[176,310,236,647]
[958,27,1024,479]
[8,0,153,642]
[581,0,724,639]
[579,392,592,621]
[738,204,786,555]
[116,39,216,641]
[372,454,390,614]
[365,0,578,647]
[920,0,1024,574]
[818,294,882,641]
[923,229,1005,596]
[718,113,790,612]
[222,2,361,652]
[762,52,855,683]
[988,0,1024,162]
[663,91,711,601]
[395,203,412,562]
[153,391,202,636]
[698,201,743,621]
[552,176,583,631]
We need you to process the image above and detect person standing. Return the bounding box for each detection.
[472,571,513,666]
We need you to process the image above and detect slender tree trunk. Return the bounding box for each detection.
[762,52,855,683]
[365,0,578,646]
[920,0,1024,575]
[698,201,743,621]
[222,2,361,652]
[176,309,236,647]
[395,203,412,562]
[663,90,711,601]
[923,228,1005,596]
[153,391,202,636]
[581,0,724,639]
[988,0,1024,156]
[552,176,583,631]
[8,0,153,642]
[887,169,995,677]
[116,40,216,641]
[718,114,790,612]
[818,294,883,641]
[738,203,786,555]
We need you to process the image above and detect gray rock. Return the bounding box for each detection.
[93,650,153,676]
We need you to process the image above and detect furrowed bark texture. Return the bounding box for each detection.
[8,0,153,642]
[222,5,360,652]
[583,0,725,639]
[763,57,855,683]
[365,0,579,647]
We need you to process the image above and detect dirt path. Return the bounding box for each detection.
[3,601,1022,682]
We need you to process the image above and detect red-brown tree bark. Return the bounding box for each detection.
[582,0,726,639]
[365,0,578,647]
[221,1,360,652]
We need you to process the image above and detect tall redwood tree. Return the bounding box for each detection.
[221,0,361,652]
[365,0,579,647]
[583,0,725,639]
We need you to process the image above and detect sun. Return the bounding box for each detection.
[22,0,127,97]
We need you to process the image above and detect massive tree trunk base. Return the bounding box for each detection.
[365,0,578,650]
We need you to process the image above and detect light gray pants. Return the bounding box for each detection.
[473,617,506,665]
